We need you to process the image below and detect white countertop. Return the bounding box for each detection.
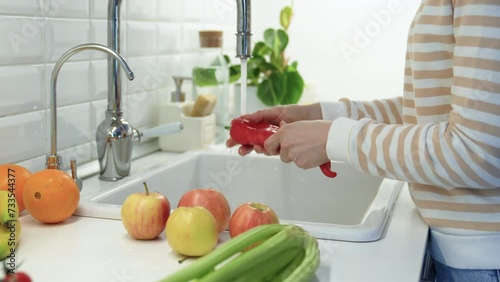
[14,185,428,282]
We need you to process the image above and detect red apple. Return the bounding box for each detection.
[177,188,231,233]
[229,202,280,238]
[121,182,170,240]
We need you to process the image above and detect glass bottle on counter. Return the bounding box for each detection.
[192,30,230,126]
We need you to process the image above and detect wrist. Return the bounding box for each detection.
[304,103,323,120]
[326,117,357,163]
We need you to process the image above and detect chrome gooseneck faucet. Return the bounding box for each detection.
[48,43,135,190]
[236,0,252,59]
[97,0,183,181]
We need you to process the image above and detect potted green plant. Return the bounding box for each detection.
[232,4,304,107]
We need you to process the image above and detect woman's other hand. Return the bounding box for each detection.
[264,120,332,169]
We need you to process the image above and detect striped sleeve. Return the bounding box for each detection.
[327,1,500,189]
[339,97,403,124]
[319,97,403,124]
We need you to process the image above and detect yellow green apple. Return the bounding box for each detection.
[0,220,21,260]
[177,188,231,233]
[0,190,19,222]
[166,206,218,257]
[0,190,21,260]
[121,182,171,240]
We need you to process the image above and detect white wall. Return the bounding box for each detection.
[0,0,422,172]
[251,0,422,102]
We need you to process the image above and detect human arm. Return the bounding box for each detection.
[320,97,403,124]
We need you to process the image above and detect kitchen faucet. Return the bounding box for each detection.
[236,0,252,59]
[97,0,183,181]
[48,43,135,190]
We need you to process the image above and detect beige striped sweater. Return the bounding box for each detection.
[321,0,500,269]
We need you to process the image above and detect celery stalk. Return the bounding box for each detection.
[159,224,289,282]
[197,225,306,282]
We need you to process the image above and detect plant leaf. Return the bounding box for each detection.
[276,29,288,53]
[252,41,271,58]
[192,67,219,87]
[263,29,289,56]
[223,54,232,65]
[229,64,241,83]
[257,73,285,106]
[263,29,277,53]
[280,67,304,105]
[246,58,262,85]
[280,6,293,30]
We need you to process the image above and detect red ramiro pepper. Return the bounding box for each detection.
[227,118,337,178]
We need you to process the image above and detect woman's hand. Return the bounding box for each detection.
[264,120,332,169]
[226,103,323,156]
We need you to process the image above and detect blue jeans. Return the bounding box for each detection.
[434,260,500,282]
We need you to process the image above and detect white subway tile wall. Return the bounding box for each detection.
[0,0,237,173]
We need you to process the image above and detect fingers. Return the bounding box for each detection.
[226,138,238,148]
[238,145,254,156]
[241,107,282,124]
[264,134,280,155]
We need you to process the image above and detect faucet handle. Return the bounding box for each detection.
[133,122,184,143]
[70,159,83,191]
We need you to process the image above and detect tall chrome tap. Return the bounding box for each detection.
[236,0,252,59]
[97,0,183,181]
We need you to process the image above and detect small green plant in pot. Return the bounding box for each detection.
[233,5,304,106]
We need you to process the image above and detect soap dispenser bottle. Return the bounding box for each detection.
[158,76,191,124]
[192,30,230,126]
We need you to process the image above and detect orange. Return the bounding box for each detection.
[0,164,32,213]
[23,169,80,224]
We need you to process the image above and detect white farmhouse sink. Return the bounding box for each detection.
[75,148,402,242]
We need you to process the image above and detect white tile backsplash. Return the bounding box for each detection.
[89,0,107,19]
[126,21,157,57]
[157,0,184,22]
[90,20,107,59]
[0,0,233,172]
[183,0,204,22]
[41,0,90,19]
[182,23,203,52]
[89,60,108,100]
[157,55,183,90]
[0,64,45,116]
[45,61,91,107]
[45,103,92,151]
[157,22,183,55]
[0,1,42,16]
[44,18,90,62]
[124,91,159,128]
[127,0,157,21]
[124,56,158,95]
[0,17,44,65]
[0,111,46,164]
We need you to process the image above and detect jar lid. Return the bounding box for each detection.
[199,30,223,48]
